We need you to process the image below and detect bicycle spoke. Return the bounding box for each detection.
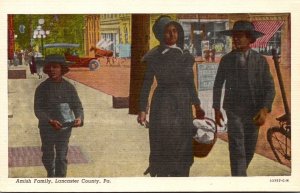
[272,133,286,156]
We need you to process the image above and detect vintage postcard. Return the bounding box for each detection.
[1,0,300,192]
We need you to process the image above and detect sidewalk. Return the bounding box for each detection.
[64,64,291,167]
[8,67,291,177]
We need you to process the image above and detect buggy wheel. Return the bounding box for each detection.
[267,126,291,165]
[89,59,100,71]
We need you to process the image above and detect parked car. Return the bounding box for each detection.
[44,43,100,71]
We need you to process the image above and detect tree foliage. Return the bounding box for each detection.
[13,14,85,55]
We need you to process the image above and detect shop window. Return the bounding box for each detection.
[203,21,228,56]
[250,21,284,56]
[255,27,282,55]
[179,19,229,60]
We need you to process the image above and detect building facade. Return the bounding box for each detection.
[100,14,131,57]
[84,15,101,57]
[129,13,291,114]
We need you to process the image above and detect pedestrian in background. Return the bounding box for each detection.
[137,16,205,177]
[17,50,24,65]
[34,54,84,177]
[213,20,275,176]
[35,51,44,79]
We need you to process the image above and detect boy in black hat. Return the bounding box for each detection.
[34,54,84,177]
[213,20,275,176]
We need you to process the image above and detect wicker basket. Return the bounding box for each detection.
[193,117,217,158]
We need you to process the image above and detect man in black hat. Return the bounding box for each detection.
[213,20,275,176]
[34,54,84,177]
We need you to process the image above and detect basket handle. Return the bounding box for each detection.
[203,117,217,134]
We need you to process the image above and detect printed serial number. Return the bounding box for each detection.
[270,178,289,183]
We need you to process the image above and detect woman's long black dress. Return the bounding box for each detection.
[139,46,200,176]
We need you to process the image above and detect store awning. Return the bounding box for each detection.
[250,20,284,48]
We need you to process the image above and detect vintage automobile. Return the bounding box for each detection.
[44,43,100,71]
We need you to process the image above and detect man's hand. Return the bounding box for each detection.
[195,105,205,119]
[73,118,82,127]
[253,107,269,126]
[137,111,148,127]
[214,108,224,127]
[49,119,62,130]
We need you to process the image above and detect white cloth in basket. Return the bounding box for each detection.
[193,119,216,144]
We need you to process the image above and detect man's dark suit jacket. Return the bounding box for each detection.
[213,49,275,113]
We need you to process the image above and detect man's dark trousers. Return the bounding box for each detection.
[226,108,259,176]
[39,127,72,177]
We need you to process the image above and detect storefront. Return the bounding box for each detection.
[176,13,289,64]
[129,13,290,114]
[100,14,132,57]
[178,18,230,58]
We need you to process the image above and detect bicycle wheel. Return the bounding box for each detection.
[267,126,291,165]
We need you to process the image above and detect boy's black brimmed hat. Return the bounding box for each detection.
[44,54,74,66]
[43,54,73,75]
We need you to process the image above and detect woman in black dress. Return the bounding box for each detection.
[137,16,205,177]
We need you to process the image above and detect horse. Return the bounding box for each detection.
[90,46,115,65]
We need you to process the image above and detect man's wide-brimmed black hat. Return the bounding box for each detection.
[219,20,265,40]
